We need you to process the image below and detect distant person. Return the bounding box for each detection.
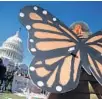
[0,58,6,92]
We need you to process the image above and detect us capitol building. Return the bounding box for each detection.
[0,30,26,72]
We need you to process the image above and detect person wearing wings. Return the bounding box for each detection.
[47,21,102,99]
[19,5,102,99]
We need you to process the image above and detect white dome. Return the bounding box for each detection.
[6,31,22,43]
[0,30,24,63]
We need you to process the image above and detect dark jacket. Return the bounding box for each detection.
[0,63,6,79]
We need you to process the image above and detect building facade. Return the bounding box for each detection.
[0,30,23,64]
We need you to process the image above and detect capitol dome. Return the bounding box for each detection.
[0,30,24,63]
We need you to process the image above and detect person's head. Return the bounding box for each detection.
[0,58,3,64]
[70,21,92,38]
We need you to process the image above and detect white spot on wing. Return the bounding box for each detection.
[53,18,57,21]
[37,81,44,87]
[31,48,36,52]
[33,6,38,11]
[19,12,25,17]
[30,66,35,71]
[56,86,62,92]
[26,25,31,30]
[29,39,34,43]
[43,10,47,15]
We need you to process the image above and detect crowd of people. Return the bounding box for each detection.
[0,58,15,92]
[0,58,29,93]
[0,58,33,94]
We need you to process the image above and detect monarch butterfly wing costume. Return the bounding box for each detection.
[19,5,82,93]
[81,31,102,85]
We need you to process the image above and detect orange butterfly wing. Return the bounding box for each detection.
[83,31,102,85]
[19,5,102,93]
[29,50,81,93]
[19,5,82,93]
